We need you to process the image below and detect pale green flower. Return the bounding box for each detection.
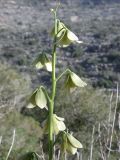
[43,114,66,135]
[51,19,83,47]
[33,53,52,72]
[27,87,47,109]
[65,71,87,91]
[61,132,83,155]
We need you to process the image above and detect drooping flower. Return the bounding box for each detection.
[43,114,66,135]
[27,87,47,109]
[65,71,87,91]
[51,19,83,47]
[33,53,52,72]
[61,131,83,155]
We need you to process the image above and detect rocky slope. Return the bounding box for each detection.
[0,0,120,89]
[0,1,120,159]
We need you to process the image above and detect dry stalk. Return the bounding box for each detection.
[5,129,16,160]
[107,84,119,158]
[89,125,95,160]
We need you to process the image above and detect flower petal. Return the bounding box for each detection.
[35,62,43,69]
[70,72,87,87]
[54,114,65,121]
[58,31,72,47]
[27,89,37,108]
[66,142,77,155]
[27,103,36,108]
[67,133,83,148]
[53,114,66,135]
[45,62,52,72]
[67,30,79,42]
[35,88,47,109]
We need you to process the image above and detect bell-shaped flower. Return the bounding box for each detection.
[43,114,66,135]
[27,87,47,109]
[61,132,83,155]
[33,53,52,72]
[65,71,87,91]
[51,19,83,47]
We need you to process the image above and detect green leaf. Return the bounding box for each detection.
[67,133,83,148]
[35,88,47,109]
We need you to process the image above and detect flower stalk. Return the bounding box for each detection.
[48,9,57,160]
[27,4,86,160]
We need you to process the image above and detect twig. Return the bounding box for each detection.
[98,123,106,160]
[107,92,113,146]
[89,125,95,160]
[108,92,113,124]
[105,144,119,152]
[53,134,56,160]
[107,83,119,158]
[39,143,46,160]
[6,129,16,160]
[77,151,80,160]
[57,149,60,160]
[35,152,42,159]
[64,151,67,160]
[80,151,83,160]
[0,136,2,146]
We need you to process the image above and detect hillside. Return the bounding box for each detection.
[0,0,120,159]
[0,0,120,88]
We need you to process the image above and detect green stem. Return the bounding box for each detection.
[48,10,57,160]
[56,69,71,82]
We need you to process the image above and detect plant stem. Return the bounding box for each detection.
[56,69,71,82]
[48,10,57,160]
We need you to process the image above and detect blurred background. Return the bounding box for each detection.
[0,0,120,159]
